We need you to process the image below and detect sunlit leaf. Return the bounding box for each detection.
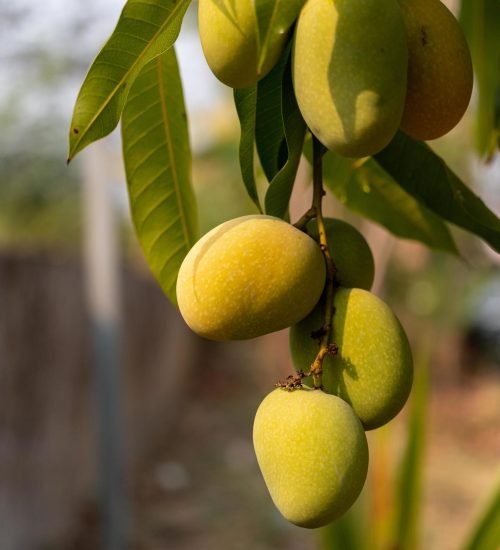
[318,151,459,254]
[255,0,303,74]
[460,0,500,157]
[234,86,262,212]
[69,0,191,161]
[375,131,500,252]
[264,58,306,218]
[121,49,197,306]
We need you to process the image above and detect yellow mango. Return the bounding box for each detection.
[176,215,326,340]
[292,0,408,157]
[398,0,473,140]
[198,0,288,89]
[290,288,413,430]
[253,388,368,528]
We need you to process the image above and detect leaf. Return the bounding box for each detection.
[68,0,191,162]
[460,0,500,157]
[394,352,430,550]
[234,87,263,212]
[121,49,197,306]
[255,44,291,182]
[264,59,306,218]
[255,0,304,74]
[375,131,500,252]
[462,479,500,550]
[320,151,459,254]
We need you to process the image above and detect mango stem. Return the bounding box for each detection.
[310,135,337,388]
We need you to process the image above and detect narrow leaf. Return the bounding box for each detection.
[255,44,291,181]
[460,0,500,157]
[462,479,500,550]
[320,151,459,254]
[319,493,369,550]
[255,0,304,74]
[375,131,500,252]
[394,353,430,550]
[234,86,263,212]
[121,49,197,306]
[264,59,306,218]
[69,0,191,161]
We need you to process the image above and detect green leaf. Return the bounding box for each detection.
[255,0,304,74]
[255,45,291,182]
[68,0,191,162]
[462,479,500,550]
[375,131,500,252]
[320,151,459,254]
[264,59,306,218]
[121,49,197,306]
[460,0,500,157]
[234,86,263,212]
[394,353,430,550]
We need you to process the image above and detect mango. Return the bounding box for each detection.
[398,0,473,141]
[307,218,375,290]
[292,0,408,158]
[290,288,413,430]
[176,215,326,340]
[198,0,289,88]
[253,388,368,528]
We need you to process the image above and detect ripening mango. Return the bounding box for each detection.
[176,215,326,341]
[292,0,408,157]
[198,0,289,88]
[290,288,413,430]
[398,0,473,140]
[307,218,375,290]
[253,388,369,528]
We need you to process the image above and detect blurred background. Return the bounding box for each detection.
[0,1,499,549]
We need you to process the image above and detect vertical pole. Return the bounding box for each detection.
[81,143,128,550]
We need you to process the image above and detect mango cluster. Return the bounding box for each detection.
[176,215,413,528]
[198,0,473,152]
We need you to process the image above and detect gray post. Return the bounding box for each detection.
[81,143,128,550]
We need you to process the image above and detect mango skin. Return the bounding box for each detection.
[198,0,288,89]
[307,218,375,290]
[176,215,326,341]
[253,388,368,528]
[398,0,473,141]
[292,0,408,158]
[290,288,413,430]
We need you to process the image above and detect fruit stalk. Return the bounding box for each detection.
[310,136,337,388]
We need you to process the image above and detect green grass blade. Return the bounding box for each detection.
[121,49,197,306]
[68,0,191,161]
[393,351,430,550]
[462,479,500,550]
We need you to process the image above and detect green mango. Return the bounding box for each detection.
[293,0,408,157]
[176,215,326,340]
[198,0,290,89]
[253,388,369,528]
[290,288,413,429]
[307,218,375,290]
